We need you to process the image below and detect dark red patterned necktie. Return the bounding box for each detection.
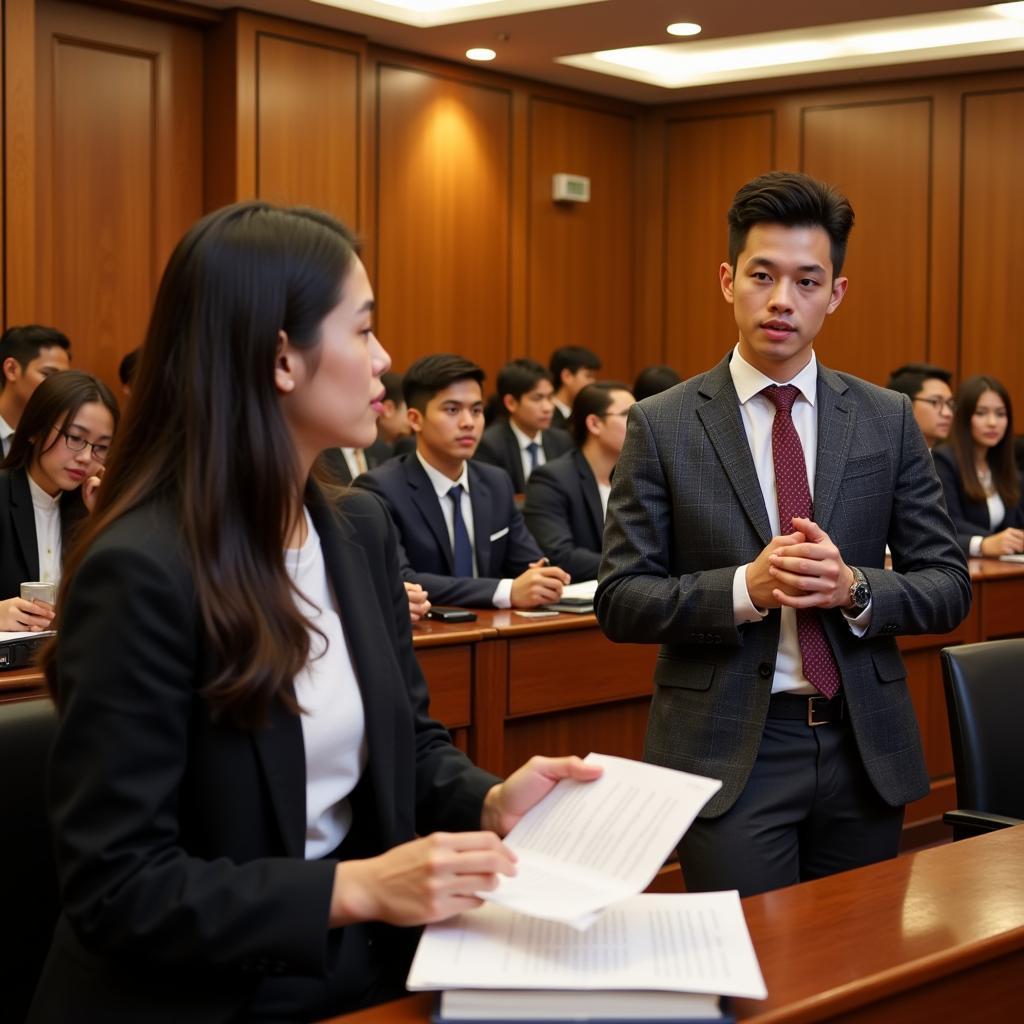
[762,385,841,699]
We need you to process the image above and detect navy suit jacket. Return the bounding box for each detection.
[523,448,604,581]
[474,421,572,494]
[355,454,542,607]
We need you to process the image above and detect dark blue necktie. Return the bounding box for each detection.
[526,441,540,477]
[448,484,474,577]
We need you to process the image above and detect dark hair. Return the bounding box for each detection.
[381,370,404,406]
[886,362,952,399]
[43,201,359,727]
[632,365,681,402]
[727,171,855,276]
[571,381,631,448]
[549,346,601,384]
[1,370,119,473]
[0,324,71,386]
[497,358,552,401]
[403,354,485,413]
[948,375,1019,507]
[118,348,141,386]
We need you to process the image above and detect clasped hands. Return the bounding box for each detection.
[746,515,856,612]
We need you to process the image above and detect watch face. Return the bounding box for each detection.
[853,582,870,608]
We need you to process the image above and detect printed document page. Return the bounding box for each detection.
[480,753,720,928]
[408,892,767,1000]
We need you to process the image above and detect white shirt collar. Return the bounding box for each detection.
[553,398,571,419]
[729,344,818,408]
[508,419,540,450]
[416,450,470,500]
[0,413,14,442]
[27,472,61,512]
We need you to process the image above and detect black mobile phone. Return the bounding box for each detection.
[426,607,478,623]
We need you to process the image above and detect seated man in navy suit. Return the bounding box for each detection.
[524,382,635,582]
[475,359,572,492]
[356,354,569,608]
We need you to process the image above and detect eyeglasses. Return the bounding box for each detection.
[60,429,110,463]
[913,396,956,413]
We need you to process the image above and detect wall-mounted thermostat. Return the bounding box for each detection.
[552,173,590,203]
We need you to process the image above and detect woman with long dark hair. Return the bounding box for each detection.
[933,374,1024,556]
[29,202,598,1023]
[0,370,117,630]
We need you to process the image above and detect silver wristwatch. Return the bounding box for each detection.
[848,566,870,612]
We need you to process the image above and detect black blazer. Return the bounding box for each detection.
[523,448,604,582]
[354,454,541,607]
[550,406,571,432]
[28,487,496,1023]
[0,466,85,599]
[473,422,572,494]
[933,445,1024,555]
[317,438,393,485]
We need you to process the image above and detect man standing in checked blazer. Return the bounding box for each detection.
[596,172,971,897]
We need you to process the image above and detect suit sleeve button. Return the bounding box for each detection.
[758,662,773,678]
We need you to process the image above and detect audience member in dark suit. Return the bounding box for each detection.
[319,437,393,484]
[524,382,635,581]
[632,364,680,402]
[933,374,1024,557]
[474,359,572,492]
[356,354,569,609]
[375,370,413,449]
[0,324,72,456]
[596,172,970,898]
[886,362,954,450]
[548,345,601,431]
[28,203,598,1024]
[0,370,117,631]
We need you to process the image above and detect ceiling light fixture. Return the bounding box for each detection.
[466,47,497,61]
[666,22,701,37]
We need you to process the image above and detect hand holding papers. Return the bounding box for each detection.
[481,753,721,929]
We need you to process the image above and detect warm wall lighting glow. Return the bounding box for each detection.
[466,47,497,61]
[666,22,701,37]
[308,0,604,29]
[559,3,1024,89]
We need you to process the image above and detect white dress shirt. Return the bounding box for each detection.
[415,452,512,607]
[28,473,62,585]
[553,398,571,422]
[340,447,367,480]
[728,345,870,695]
[598,481,612,519]
[508,420,546,484]
[286,508,368,860]
[0,414,15,458]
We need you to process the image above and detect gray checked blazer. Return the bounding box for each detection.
[595,353,971,818]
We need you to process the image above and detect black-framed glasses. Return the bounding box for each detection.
[913,396,956,413]
[60,429,110,463]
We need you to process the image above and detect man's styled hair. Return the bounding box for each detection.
[381,370,404,406]
[571,381,631,448]
[549,345,601,383]
[403,354,485,413]
[496,358,552,401]
[633,364,681,403]
[0,324,71,384]
[727,171,855,276]
[886,362,953,400]
[118,348,141,387]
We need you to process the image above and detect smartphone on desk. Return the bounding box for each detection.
[426,607,478,623]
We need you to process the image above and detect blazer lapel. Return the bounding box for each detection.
[812,367,856,532]
[468,464,494,576]
[502,424,525,493]
[574,449,604,539]
[695,358,773,547]
[10,469,41,579]
[405,456,455,572]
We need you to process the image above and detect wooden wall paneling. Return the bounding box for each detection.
[375,63,512,382]
[203,11,246,211]
[662,112,775,379]
[525,98,636,383]
[959,88,1024,400]
[34,0,203,391]
[801,99,933,385]
[634,112,666,373]
[508,89,530,359]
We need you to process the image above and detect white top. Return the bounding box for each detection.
[727,346,870,695]
[285,508,367,860]
[416,452,512,607]
[0,414,14,458]
[598,481,612,519]
[508,420,546,484]
[27,474,62,585]
[340,447,367,480]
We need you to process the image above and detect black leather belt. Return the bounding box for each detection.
[767,692,845,727]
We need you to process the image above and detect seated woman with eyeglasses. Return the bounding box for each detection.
[0,370,118,630]
[933,374,1024,557]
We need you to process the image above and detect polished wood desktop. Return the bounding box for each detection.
[318,825,1024,1024]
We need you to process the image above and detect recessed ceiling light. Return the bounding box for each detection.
[667,22,702,37]
[466,47,497,61]
[309,0,607,31]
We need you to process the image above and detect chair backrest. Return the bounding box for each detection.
[0,696,59,1023]
[941,639,1024,819]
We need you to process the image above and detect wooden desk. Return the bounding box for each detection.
[318,825,1024,1024]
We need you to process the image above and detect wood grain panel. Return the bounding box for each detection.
[802,100,932,385]
[526,99,635,383]
[960,89,1024,400]
[256,33,359,223]
[663,113,774,379]
[376,64,511,383]
[979,575,1024,640]
[34,0,202,391]
[415,645,471,728]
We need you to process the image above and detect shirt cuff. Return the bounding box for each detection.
[492,579,513,609]
[733,565,768,625]
[969,535,983,557]
[841,599,872,637]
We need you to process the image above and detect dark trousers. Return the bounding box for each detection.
[678,710,904,898]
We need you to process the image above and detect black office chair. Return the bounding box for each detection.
[940,639,1024,841]
[0,697,59,1023]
